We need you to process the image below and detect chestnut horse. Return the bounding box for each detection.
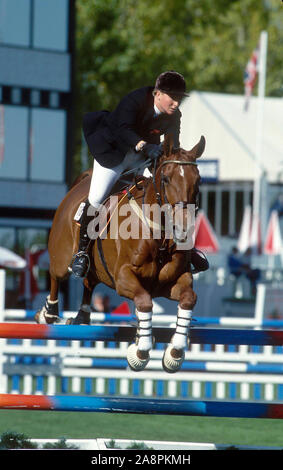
[35,134,205,373]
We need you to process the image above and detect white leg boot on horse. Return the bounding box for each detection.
[127,310,153,371]
[162,306,192,373]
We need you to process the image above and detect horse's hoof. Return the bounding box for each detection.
[127,343,150,371]
[34,311,62,325]
[66,311,90,325]
[162,344,185,373]
[66,317,89,325]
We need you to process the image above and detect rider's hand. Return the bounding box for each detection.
[143,143,163,159]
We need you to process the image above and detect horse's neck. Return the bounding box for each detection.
[142,176,160,206]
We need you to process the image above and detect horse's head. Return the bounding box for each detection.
[155,133,205,248]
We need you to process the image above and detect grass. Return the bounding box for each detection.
[1,410,283,448]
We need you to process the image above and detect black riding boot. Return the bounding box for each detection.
[71,200,92,278]
[190,248,209,274]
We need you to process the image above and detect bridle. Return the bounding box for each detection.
[152,156,199,210]
[142,154,200,255]
[122,152,200,253]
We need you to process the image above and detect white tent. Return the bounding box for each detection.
[0,246,26,269]
[263,210,282,255]
[180,91,283,183]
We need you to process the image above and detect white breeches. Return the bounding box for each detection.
[88,150,145,209]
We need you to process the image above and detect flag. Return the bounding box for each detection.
[263,211,282,255]
[194,211,219,253]
[19,249,46,302]
[237,205,252,253]
[244,41,260,110]
[111,301,131,315]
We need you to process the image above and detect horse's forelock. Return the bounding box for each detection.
[159,146,194,165]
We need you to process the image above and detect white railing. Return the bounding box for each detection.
[1,335,283,401]
[2,366,283,402]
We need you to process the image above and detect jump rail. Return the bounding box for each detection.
[4,309,283,328]
[1,393,283,419]
[1,323,283,345]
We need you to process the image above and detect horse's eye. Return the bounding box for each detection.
[163,176,170,184]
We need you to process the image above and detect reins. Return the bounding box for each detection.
[129,152,199,256]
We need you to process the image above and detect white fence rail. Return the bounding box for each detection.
[1,333,283,401]
[1,281,283,403]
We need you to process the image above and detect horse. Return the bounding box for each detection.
[35,134,205,373]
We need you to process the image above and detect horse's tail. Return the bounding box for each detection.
[70,168,93,189]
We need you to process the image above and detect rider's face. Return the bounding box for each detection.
[154,90,182,115]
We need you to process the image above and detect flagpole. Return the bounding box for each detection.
[253,31,268,239]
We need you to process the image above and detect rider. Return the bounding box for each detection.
[71,70,209,277]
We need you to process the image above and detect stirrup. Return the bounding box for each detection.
[191,248,209,274]
[68,250,90,277]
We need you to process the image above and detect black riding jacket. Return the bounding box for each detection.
[82,86,181,168]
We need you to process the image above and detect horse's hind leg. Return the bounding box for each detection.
[66,278,97,325]
[162,273,196,373]
[34,276,61,324]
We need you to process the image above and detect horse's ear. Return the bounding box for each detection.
[163,133,174,157]
[189,135,206,160]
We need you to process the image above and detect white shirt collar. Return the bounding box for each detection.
[154,104,162,116]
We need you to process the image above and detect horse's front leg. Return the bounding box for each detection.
[116,265,153,371]
[162,272,196,373]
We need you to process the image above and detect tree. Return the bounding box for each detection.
[72,0,283,177]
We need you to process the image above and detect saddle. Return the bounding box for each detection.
[73,176,147,236]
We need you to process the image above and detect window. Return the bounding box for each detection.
[0,0,31,47]
[0,226,49,308]
[0,105,28,179]
[0,105,67,182]
[221,191,229,236]
[235,191,244,234]
[0,227,15,250]
[33,0,69,51]
[18,227,48,252]
[30,90,40,106]
[11,88,22,105]
[0,0,69,51]
[207,191,216,228]
[30,108,66,182]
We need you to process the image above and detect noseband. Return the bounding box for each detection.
[153,158,199,209]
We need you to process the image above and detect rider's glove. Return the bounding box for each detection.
[143,143,163,159]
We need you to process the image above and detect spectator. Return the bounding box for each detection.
[270,194,283,217]
[228,246,260,296]
[240,248,260,296]
[227,246,243,278]
[92,293,113,313]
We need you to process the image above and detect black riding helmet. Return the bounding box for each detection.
[155,71,190,97]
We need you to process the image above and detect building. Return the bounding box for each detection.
[180,91,283,241]
[0,0,75,307]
